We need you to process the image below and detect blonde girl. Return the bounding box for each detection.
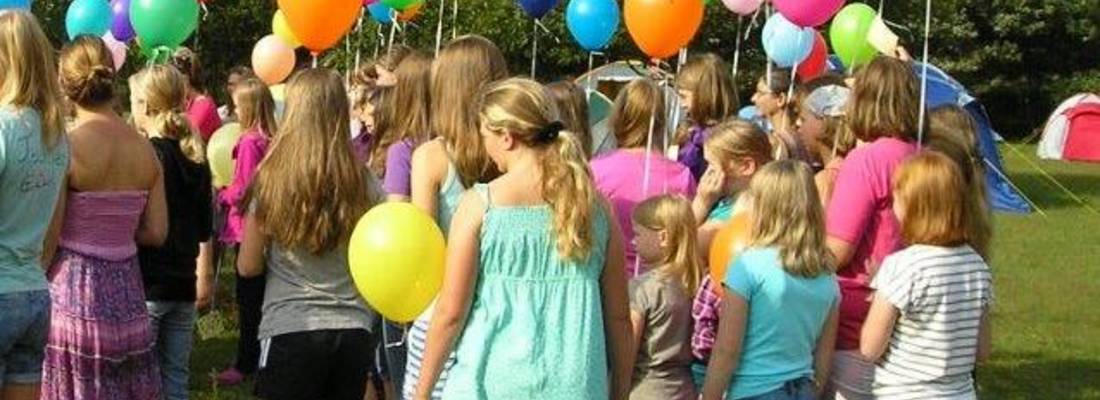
[676,53,739,179]
[701,160,839,400]
[415,77,631,400]
[750,68,810,162]
[0,11,70,400]
[629,195,704,400]
[237,68,383,400]
[927,105,992,259]
[370,50,432,201]
[860,152,992,399]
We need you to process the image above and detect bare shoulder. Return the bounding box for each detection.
[411,138,448,179]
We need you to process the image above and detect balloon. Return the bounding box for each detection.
[624,0,704,60]
[109,0,134,42]
[130,0,199,52]
[762,13,813,68]
[207,123,243,188]
[720,0,759,16]
[0,0,30,10]
[397,1,422,22]
[517,0,559,19]
[773,0,842,27]
[101,32,127,71]
[708,212,751,286]
[565,0,619,52]
[868,14,899,55]
[272,10,302,48]
[796,31,828,81]
[277,0,360,54]
[381,0,418,10]
[66,0,112,40]
[367,2,393,23]
[829,3,877,70]
[349,203,445,323]
[363,0,377,5]
[252,35,296,85]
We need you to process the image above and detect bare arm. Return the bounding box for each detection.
[41,175,68,269]
[386,194,411,202]
[602,215,633,400]
[236,212,267,278]
[976,309,992,363]
[195,240,215,311]
[827,237,855,269]
[691,166,724,226]
[859,293,899,362]
[410,142,443,218]
[701,290,749,400]
[814,306,840,395]
[136,162,168,246]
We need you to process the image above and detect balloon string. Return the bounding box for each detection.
[586,52,594,92]
[451,0,458,39]
[200,2,209,20]
[354,8,364,76]
[374,24,383,59]
[530,19,538,78]
[312,54,318,68]
[434,0,446,54]
[732,16,743,79]
[387,12,398,52]
[916,0,931,148]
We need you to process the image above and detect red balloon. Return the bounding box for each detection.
[797,31,828,81]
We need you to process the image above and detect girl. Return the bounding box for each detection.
[629,195,704,400]
[860,152,992,399]
[927,105,992,259]
[414,77,632,400]
[751,68,810,163]
[44,35,168,399]
[0,12,69,400]
[134,64,215,400]
[796,79,853,206]
[591,79,696,274]
[546,81,593,159]
[238,68,383,400]
[348,70,382,163]
[701,160,839,400]
[404,34,508,400]
[676,53,739,180]
[215,77,278,386]
[370,50,432,201]
[171,47,222,142]
[219,65,254,123]
[825,56,920,399]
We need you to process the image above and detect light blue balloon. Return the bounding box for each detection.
[368,2,393,24]
[0,0,30,10]
[566,0,619,51]
[66,0,112,40]
[761,13,813,68]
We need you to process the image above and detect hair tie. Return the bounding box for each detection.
[536,121,564,144]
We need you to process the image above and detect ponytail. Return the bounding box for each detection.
[540,129,598,261]
[139,64,205,164]
[150,110,205,163]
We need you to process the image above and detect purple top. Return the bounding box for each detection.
[382,139,416,197]
[218,128,269,244]
[677,125,709,181]
[59,191,149,262]
[351,127,373,164]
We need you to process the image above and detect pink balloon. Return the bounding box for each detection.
[773,0,843,27]
[252,35,296,85]
[721,0,761,16]
[101,32,127,71]
[363,0,377,5]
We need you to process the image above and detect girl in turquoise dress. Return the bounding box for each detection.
[413,78,633,400]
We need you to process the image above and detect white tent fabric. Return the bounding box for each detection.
[1038,93,1100,159]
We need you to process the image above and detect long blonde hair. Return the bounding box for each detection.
[234,77,277,138]
[704,120,773,174]
[433,35,508,187]
[632,195,704,295]
[370,50,432,177]
[140,65,205,164]
[927,105,991,258]
[251,68,380,255]
[478,78,598,261]
[747,160,834,278]
[0,11,65,150]
[609,79,666,149]
[847,56,920,142]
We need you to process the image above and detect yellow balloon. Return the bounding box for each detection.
[272,10,302,48]
[207,123,242,188]
[349,202,445,323]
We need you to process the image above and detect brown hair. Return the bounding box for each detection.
[432,35,508,187]
[233,77,277,138]
[251,68,380,255]
[677,53,738,127]
[747,160,834,278]
[927,105,991,258]
[893,151,970,248]
[610,79,666,149]
[761,67,800,123]
[847,56,920,142]
[704,120,774,171]
[478,78,598,261]
[370,50,432,177]
[545,81,592,159]
[632,195,704,295]
[60,35,115,108]
[170,47,203,90]
[140,65,205,164]
[0,11,65,149]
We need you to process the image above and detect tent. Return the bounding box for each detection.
[1037,93,1100,162]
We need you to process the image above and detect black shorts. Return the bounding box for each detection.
[255,329,377,400]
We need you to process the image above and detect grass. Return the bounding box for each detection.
[188,144,1100,399]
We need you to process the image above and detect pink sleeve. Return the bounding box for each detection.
[826,152,875,245]
[219,136,266,209]
[187,96,222,142]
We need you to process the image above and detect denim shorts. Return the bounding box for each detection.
[743,377,817,400]
[0,290,50,385]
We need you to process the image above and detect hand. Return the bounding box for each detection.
[196,275,214,312]
[697,166,726,207]
[894,45,912,62]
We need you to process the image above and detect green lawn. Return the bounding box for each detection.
[188,144,1100,399]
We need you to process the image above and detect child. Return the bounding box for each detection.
[218,65,254,123]
[348,70,382,163]
[133,64,215,400]
[676,53,739,180]
[238,68,383,400]
[415,77,632,400]
[629,195,704,400]
[927,105,992,259]
[860,152,993,399]
[0,12,69,400]
[370,50,432,201]
[796,79,853,206]
[701,160,839,400]
[751,68,810,163]
[591,79,696,274]
[546,81,593,159]
[825,56,920,399]
[170,47,222,141]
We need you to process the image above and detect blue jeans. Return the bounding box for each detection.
[0,290,50,386]
[742,377,817,400]
[147,301,197,400]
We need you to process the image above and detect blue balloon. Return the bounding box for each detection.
[0,0,30,10]
[517,0,558,19]
[565,0,618,51]
[368,2,393,24]
[66,0,112,40]
[761,13,814,68]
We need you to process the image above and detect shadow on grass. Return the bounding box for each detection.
[1007,170,1100,212]
[978,352,1100,399]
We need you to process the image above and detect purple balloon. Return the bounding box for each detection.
[110,0,134,42]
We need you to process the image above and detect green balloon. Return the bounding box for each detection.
[381,0,420,11]
[829,3,877,70]
[130,0,199,52]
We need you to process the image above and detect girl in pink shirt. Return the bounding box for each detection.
[171,48,222,142]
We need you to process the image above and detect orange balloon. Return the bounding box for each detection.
[252,35,296,85]
[624,0,705,59]
[276,0,360,54]
[397,2,423,22]
[708,212,752,286]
